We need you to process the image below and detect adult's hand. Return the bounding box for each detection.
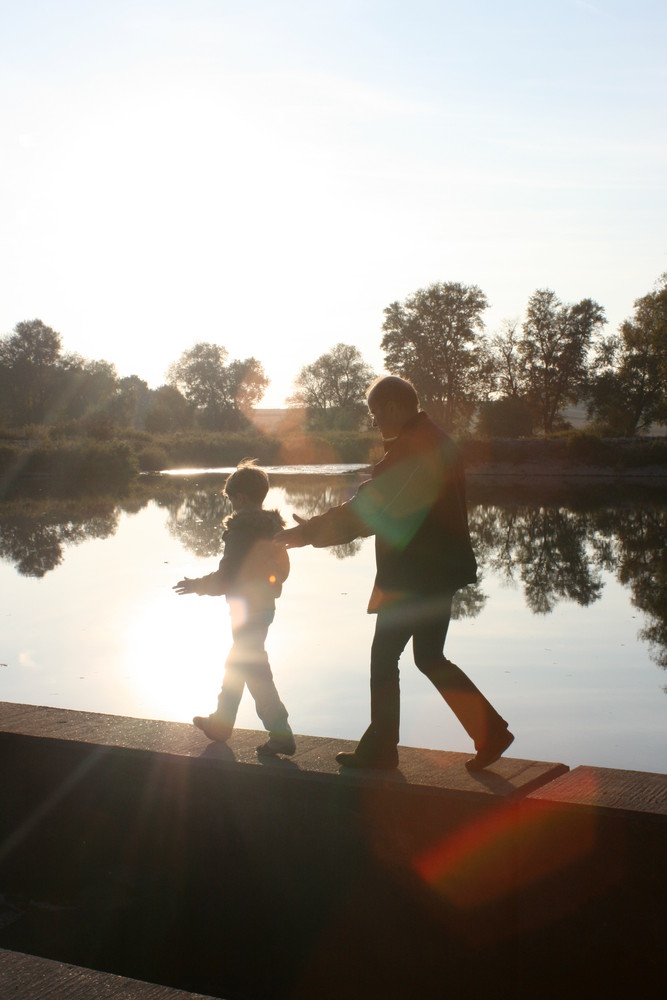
[173,577,197,595]
[275,514,309,548]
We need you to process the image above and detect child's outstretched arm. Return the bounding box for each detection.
[173,568,228,596]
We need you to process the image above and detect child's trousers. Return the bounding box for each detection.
[216,610,292,739]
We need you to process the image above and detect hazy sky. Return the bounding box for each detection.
[2,0,666,406]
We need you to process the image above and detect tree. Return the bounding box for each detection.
[289,343,376,430]
[144,384,193,433]
[0,319,62,368]
[60,358,119,421]
[518,290,606,434]
[380,281,489,430]
[226,358,270,426]
[488,320,526,400]
[476,397,534,438]
[166,343,269,429]
[0,320,124,429]
[587,274,667,434]
[0,319,64,424]
[167,342,230,418]
[105,375,154,429]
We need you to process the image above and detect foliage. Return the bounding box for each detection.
[485,291,607,435]
[587,273,667,434]
[166,342,269,430]
[0,319,130,430]
[476,397,534,438]
[0,319,65,425]
[289,343,375,430]
[487,320,525,400]
[105,375,155,429]
[143,385,193,433]
[0,440,138,497]
[459,432,667,470]
[145,432,282,469]
[135,445,172,472]
[226,358,270,415]
[2,271,664,446]
[381,281,490,431]
[518,290,606,434]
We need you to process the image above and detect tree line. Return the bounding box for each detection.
[1,274,665,437]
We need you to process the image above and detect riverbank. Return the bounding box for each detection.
[1,430,666,499]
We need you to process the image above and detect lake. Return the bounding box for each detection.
[1,468,665,774]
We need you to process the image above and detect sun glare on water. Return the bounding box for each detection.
[122,590,232,724]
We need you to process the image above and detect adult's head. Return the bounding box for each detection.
[366,375,419,440]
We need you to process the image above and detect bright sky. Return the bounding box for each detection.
[2,1,666,407]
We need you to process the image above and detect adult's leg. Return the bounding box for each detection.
[412,596,508,751]
[355,607,413,760]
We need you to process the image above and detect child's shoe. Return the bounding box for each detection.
[256,734,296,757]
[193,714,232,743]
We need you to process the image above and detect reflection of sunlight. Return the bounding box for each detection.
[124,594,232,724]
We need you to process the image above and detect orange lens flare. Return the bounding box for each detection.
[414,799,597,913]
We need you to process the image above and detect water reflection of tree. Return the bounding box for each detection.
[280,480,360,517]
[453,502,601,622]
[4,478,663,676]
[0,501,118,577]
[467,498,667,673]
[590,505,667,670]
[469,504,604,614]
[451,583,487,621]
[166,490,231,559]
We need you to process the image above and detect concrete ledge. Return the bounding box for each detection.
[1,703,664,998]
[527,764,667,815]
[0,702,566,799]
[0,948,218,999]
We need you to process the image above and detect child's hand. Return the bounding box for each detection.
[275,514,309,548]
[173,577,197,595]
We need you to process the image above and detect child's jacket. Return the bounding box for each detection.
[189,508,289,612]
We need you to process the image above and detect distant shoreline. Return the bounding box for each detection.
[1,432,666,500]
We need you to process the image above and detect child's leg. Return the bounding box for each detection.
[193,640,245,741]
[238,612,293,742]
[214,653,246,731]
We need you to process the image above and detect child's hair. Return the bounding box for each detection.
[224,459,269,504]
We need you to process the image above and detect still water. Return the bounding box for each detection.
[1,469,665,774]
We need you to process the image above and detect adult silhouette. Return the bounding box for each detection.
[278,375,513,770]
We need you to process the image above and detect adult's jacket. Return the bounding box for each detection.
[300,411,477,611]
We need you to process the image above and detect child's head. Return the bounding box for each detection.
[224,459,269,508]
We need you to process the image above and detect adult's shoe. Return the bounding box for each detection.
[465,730,514,771]
[336,750,399,770]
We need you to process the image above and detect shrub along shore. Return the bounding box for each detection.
[0,428,666,498]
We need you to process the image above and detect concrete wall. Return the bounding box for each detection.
[0,710,665,999]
